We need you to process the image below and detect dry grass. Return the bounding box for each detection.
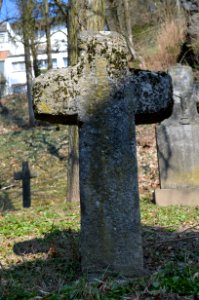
[140,16,186,71]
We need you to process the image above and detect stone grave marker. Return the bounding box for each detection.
[155,64,199,206]
[33,31,172,278]
[14,161,37,208]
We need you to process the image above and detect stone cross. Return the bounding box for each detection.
[14,161,37,208]
[33,31,172,278]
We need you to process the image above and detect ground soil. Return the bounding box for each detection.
[136,124,159,195]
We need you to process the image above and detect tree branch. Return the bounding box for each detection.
[53,0,68,18]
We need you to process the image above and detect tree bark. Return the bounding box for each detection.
[66,0,80,203]
[123,0,137,59]
[85,0,105,30]
[68,0,79,66]
[21,0,35,126]
[31,42,41,78]
[44,0,52,70]
[66,0,105,202]
[105,0,137,61]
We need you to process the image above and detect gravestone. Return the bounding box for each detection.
[155,64,199,206]
[33,31,172,278]
[14,161,37,208]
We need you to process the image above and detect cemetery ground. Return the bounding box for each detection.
[0,95,199,300]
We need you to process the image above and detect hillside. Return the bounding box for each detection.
[0,94,158,208]
[0,94,68,210]
[0,94,199,299]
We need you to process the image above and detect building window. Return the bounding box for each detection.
[0,33,5,43]
[12,62,26,72]
[38,59,48,69]
[0,60,5,74]
[52,58,57,68]
[12,84,27,94]
[63,57,68,67]
[38,58,57,69]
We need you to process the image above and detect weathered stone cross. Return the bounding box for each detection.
[33,31,172,278]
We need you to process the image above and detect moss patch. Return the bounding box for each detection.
[37,102,53,114]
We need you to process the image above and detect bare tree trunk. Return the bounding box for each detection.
[21,0,35,126]
[31,42,41,78]
[30,33,41,78]
[67,0,80,202]
[44,0,52,70]
[105,0,137,61]
[68,0,79,66]
[123,0,137,59]
[0,0,3,11]
[67,125,79,202]
[85,0,105,30]
[66,0,105,202]
[24,40,34,125]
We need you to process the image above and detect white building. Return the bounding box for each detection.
[0,22,68,96]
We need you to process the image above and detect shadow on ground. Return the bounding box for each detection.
[0,225,198,299]
[0,229,81,298]
[142,225,199,272]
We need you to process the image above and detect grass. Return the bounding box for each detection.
[0,125,68,210]
[141,196,199,227]
[0,95,199,299]
[0,199,198,299]
[0,205,81,299]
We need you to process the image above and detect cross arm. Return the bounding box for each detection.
[14,171,23,180]
[33,66,80,125]
[131,70,173,124]
[14,162,37,180]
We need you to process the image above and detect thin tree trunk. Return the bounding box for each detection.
[68,0,79,66]
[66,0,105,202]
[30,12,40,78]
[24,40,34,125]
[67,126,79,202]
[31,38,41,77]
[67,0,80,202]
[123,0,137,59]
[44,0,52,70]
[105,0,137,62]
[22,0,35,126]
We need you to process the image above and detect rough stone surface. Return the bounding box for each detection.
[33,31,172,278]
[157,123,199,188]
[33,31,129,125]
[33,32,172,125]
[162,64,198,125]
[79,90,143,277]
[180,0,199,12]
[156,64,199,206]
[180,0,199,42]
[155,188,199,206]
